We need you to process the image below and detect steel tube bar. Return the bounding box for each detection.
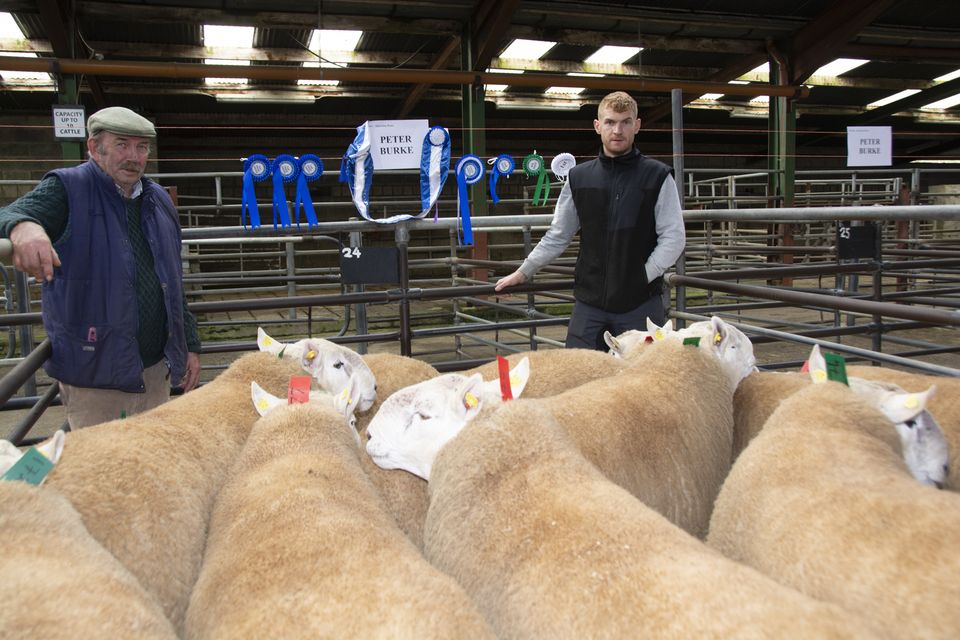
[666,274,960,326]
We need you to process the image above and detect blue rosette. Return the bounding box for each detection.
[488,153,515,205]
[241,154,271,229]
[271,154,300,228]
[455,154,484,246]
[294,154,324,227]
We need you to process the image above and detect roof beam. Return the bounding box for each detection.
[785,0,901,84]
[470,0,522,72]
[848,75,960,125]
[36,0,106,107]
[392,35,461,118]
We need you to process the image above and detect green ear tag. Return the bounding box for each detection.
[2,447,55,485]
[823,352,849,386]
[682,336,701,347]
[277,345,286,359]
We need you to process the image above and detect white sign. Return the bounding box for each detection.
[367,119,429,170]
[52,105,86,140]
[847,126,891,167]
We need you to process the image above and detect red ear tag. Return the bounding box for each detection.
[497,356,513,401]
[287,376,311,404]
[644,336,654,343]
[800,360,810,373]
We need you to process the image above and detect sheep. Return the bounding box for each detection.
[0,429,64,477]
[43,351,304,632]
[708,382,960,639]
[183,398,495,640]
[732,370,811,459]
[0,481,177,639]
[846,364,960,489]
[257,327,377,412]
[356,353,529,549]
[607,316,758,388]
[368,337,737,538]
[417,400,880,639]
[462,347,626,398]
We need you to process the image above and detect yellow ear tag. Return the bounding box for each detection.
[305,350,317,361]
[464,392,479,409]
[904,395,919,410]
[714,332,722,345]
[510,373,520,387]
[256,399,270,411]
[339,388,352,405]
[263,337,274,346]
[654,329,664,341]
[812,369,827,383]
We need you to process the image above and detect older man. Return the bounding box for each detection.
[0,106,201,427]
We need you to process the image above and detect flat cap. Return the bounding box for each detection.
[87,106,156,138]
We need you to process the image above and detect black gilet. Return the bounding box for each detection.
[569,148,673,312]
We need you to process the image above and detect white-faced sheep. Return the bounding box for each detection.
[462,347,626,398]
[0,481,177,639]
[43,351,306,631]
[352,352,442,548]
[732,370,811,459]
[417,400,881,639]
[708,382,960,639]
[846,364,959,489]
[368,337,737,538]
[183,398,495,640]
[257,327,378,411]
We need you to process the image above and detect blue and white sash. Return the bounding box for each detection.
[339,123,451,224]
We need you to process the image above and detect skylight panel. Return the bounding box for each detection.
[203,25,254,48]
[308,29,362,63]
[812,58,869,77]
[584,46,641,65]
[934,69,960,83]
[867,89,921,109]
[203,25,253,85]
[0,14,51,83]
[922,93,960,110]
[500,39,556,60]
[545,86,586,96]
[696,80,749,102]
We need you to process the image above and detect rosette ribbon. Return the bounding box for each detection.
[339,123,451,224]
[455,154,484,246]
[271,154,299,228]
[241,154,271,229]
[294,154,324,227]
[523,152,549,206]
[551,152,577,182]
[488,154,514,205]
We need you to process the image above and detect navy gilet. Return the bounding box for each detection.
[42,161,187,392]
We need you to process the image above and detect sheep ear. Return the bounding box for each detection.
[456,374,486,420]
[509,357,530,399]
[257,327,285,355]
[807,344,828,384]
[647,319,669,341]
[880,385,936,423]
[251,381,282,417]
[37,430,65,464]
[603,330,622,355]
[334,374,362,419]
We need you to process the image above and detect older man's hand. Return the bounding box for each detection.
[10,221,60,283]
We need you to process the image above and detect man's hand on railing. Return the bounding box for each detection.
[8,222,60,283]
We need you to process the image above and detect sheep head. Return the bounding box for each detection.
[878,386,948,489]
[365,373,487,481]
[257,327,377,412]
[250,375,362,445]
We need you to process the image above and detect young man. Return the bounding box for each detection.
[0,106,201,427]
[495,91,685,350]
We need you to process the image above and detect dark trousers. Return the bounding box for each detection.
[564,294,666,351]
